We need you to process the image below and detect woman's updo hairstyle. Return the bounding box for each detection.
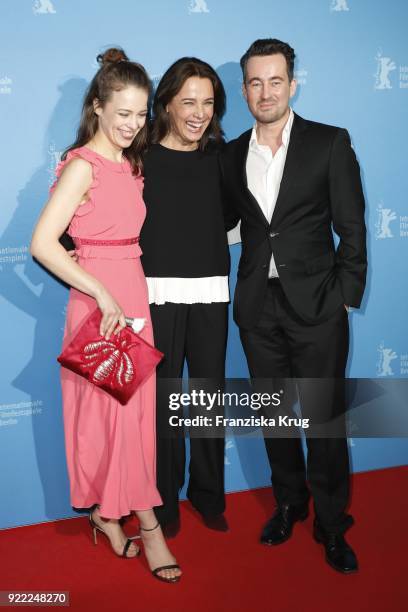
[97,47,128,66]
[63,47,151,174]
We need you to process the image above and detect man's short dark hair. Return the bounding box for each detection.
[240,38,296,82]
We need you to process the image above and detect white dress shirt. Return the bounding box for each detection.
[246,108,294,278]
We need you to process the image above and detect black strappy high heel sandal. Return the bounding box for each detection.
[140,522,181,583]
[89,508,141,559]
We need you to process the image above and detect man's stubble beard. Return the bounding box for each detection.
[253,104,289,126]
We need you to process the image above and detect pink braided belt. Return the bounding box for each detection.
[72,236,139,247]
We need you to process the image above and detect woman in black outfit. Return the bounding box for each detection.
[140,58,230,535]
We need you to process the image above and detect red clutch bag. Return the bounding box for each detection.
[57,308,163,405]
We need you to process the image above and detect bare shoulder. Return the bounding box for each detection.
[60,156,93,180]
[54,157,93,195]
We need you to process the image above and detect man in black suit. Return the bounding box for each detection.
[220,39,367,573]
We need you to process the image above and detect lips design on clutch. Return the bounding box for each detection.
[57,308,163,405]
[82,338,136,387]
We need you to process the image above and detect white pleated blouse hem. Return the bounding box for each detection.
[146,276,230,305]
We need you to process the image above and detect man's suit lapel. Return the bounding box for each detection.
[237,113,308,228]
[270,113,308,227]
[237,130,269,227]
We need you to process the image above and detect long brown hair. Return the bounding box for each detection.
[151,57,226,151]
[63,47,151,175]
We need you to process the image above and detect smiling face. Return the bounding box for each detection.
[165,76,215,149]
[93,85,148,150]
[243,53,297,125]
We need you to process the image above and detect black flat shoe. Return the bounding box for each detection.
[313,523,358,574]
[202,513,229,532]
[260,503,309,545]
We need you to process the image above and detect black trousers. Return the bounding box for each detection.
[240,279,352,534]
[150,302,228,526]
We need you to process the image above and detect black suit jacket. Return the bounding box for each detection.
[220,113,367,330]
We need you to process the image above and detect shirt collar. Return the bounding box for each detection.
[249,107,294,151]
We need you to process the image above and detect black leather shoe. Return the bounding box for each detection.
[313,523,358,574]
[260,503,309,545]
[202,513,229,532]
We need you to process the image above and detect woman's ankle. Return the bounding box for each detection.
[136,509,161,532]
[92,508,119,526]
[140,522,160,533]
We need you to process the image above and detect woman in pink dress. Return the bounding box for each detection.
[30,48,181,583]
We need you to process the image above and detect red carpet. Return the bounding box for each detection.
[0,466,406,612]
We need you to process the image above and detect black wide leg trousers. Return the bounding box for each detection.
[150,302,228,526]
[240,279,352,534]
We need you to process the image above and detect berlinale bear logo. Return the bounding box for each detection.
[375,204,397,239]
[189,0,210,13]
[375,52,397,90]
[33,0,56,14]
[330,0,349,11]
[377,344,398,377]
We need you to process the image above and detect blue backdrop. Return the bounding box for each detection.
[0,0,407,529]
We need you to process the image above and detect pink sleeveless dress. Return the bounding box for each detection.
[53,146,162,518]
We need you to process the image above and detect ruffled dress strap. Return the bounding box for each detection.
[49,146,101,219]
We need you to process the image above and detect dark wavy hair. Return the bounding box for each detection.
[151,57,226,151]
[63,47,151,175]
[240,38,296,82]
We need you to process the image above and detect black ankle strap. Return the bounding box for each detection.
[122,539,133,557]
[140,521,160,532]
